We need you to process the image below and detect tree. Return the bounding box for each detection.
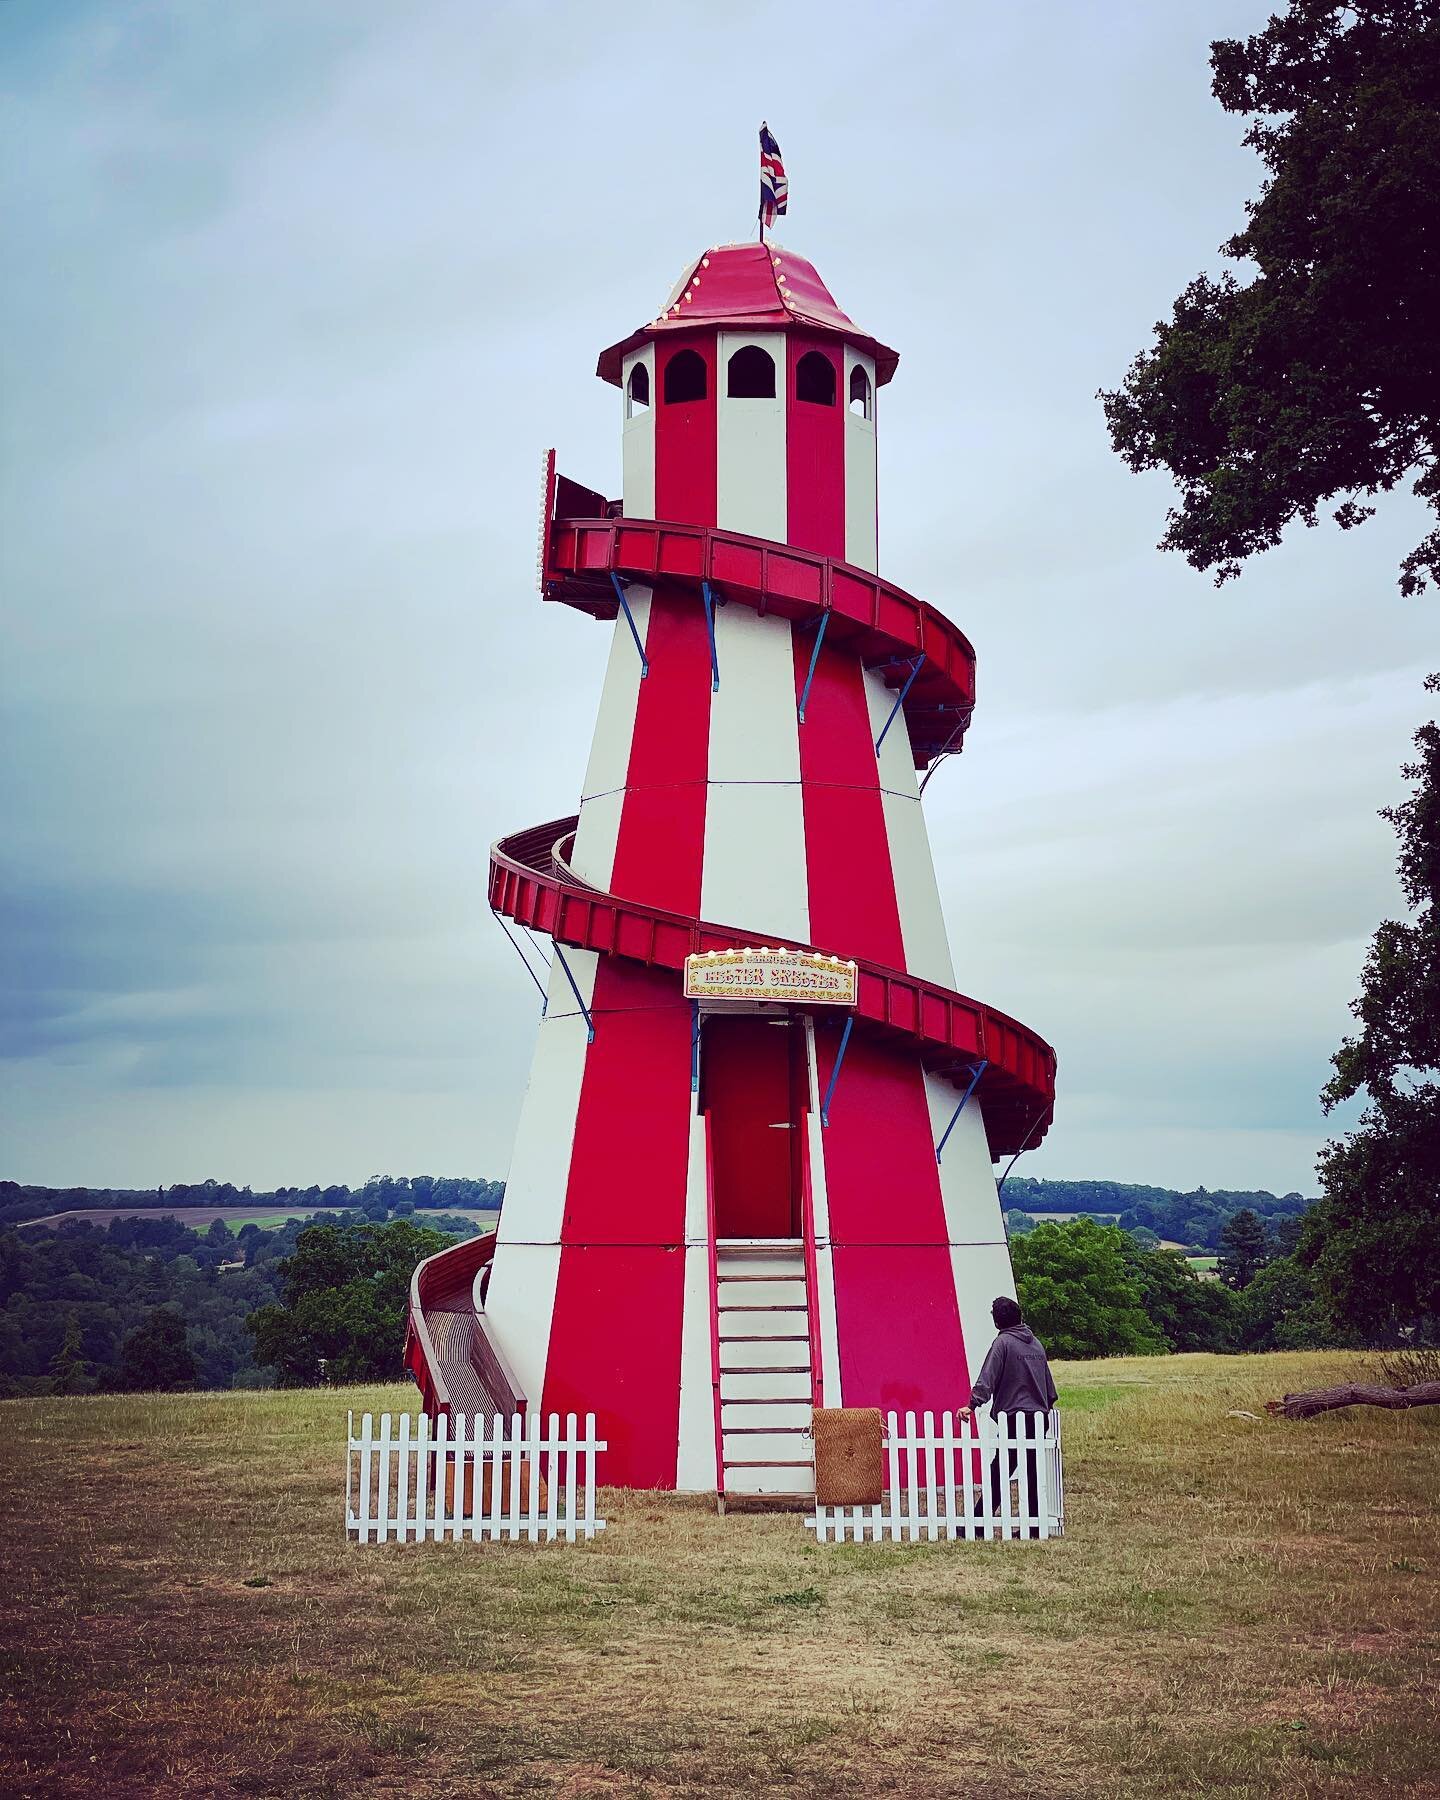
[1009,1219,1166,1359]
[1240,1255,1346,1351]
[1302,680,1440,1338]
[1122,1242,1241,1352]
[1102,1,1440,596]
[248,1219,450,1387]
[48,1312,94,1395]
[116,1308,198,1392]
[1217,1209,1270,1290]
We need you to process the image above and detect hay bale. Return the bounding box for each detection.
[812,1407,883,1505]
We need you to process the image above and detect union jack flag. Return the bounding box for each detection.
[759,123,788,229]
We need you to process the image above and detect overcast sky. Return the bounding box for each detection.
[1,0,1433,1196]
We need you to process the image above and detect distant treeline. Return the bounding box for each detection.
[1000,1178,1312,1251]
[0,1206,484,1399]
[0,1174,504,1231]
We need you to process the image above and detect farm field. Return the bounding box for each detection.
[24,1205,501,1233]
[1,1352,1436,1798]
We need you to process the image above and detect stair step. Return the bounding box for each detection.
[717,1303,808,1312]
[722,1459,814,1469]
[719,1370,812,1401]
[718,1334,810,1344]
[724,1429,811,1463]
[719,1361,811,1376]
[723,1424,809,1434]
[726,1466,816,1496]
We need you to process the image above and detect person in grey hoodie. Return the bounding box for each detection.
[958,1296,1058,1535]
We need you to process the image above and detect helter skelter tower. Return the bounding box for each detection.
[405,239,1057,1500]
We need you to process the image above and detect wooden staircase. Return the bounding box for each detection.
[715,1240,816,1508]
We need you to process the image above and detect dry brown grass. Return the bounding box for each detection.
[1,1351,1436,1798]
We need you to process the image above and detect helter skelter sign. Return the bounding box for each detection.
[683,947,858,1006]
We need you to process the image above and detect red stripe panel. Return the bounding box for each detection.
[608,590,711,920]
[786,338,845,559]
[813,1017,972,1412]
[793,632,905,968]
[544,956,692,1487]
[654,337,717,527]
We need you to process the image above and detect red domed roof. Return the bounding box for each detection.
[596,242,899,388]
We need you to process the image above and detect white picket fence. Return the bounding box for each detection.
[806,1409,1063,1543]
[346,1411,606,1544]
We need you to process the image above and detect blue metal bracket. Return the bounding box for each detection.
[936,1059,988,1164]
[819,1016,855,1128]
[609,572,648,679]
[691,1001,701,1094]
[490,907,549,1014]
[551,942,595,1043]
[700,581,720,692]
[797,609,831,723]
[874,653,926,755]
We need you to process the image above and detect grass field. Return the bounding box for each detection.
[2,1352,1436,1798]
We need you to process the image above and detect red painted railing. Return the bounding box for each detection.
[543,513,976,767]
[489,817,1055,1158]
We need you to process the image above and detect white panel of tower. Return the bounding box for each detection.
[844,346,878,571]
[701,604,809,945]
[485,948,601,1404]
[715,331,787,540]
[571,584,652,890]
[621,347,656,519]
[863,670,957,986]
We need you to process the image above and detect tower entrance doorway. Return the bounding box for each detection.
[702,1015,809,1239]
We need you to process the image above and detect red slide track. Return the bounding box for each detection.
[403,505,1057,1422]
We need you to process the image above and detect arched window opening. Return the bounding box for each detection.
[796,351,836,407]
[727,345,776,399]
[626,362,650,416]
[663,349,707,405]
[849,365,872,420]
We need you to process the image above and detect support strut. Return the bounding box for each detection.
[820,1016,855,1128]
[874,654,926,754]
[935,1059,988,1164]
[609,572,649,678]
[551,942,596,1043]
[797,609,831,723]
[700,581,720,692]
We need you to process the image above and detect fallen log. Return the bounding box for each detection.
[1265,1381,1440,1420]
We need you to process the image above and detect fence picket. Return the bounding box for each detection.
[358,1412,375,1544]
[884,1412,902,1538]
[545,1412,560,1541]
[525,1411,543,1543]
[920,1411,938,1541]
[563,1412,579,1543]
[396,1413,412,1541]
[346,1411,356,1536]
[940,1410,957,1542]
[416,1412,431,1541]
[430,1414,448,1541]
[1014,1412,1031,1536]
[582,1414,599,1536]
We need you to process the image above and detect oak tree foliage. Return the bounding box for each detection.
[1302,677,1440,1337]
[1102,0,1440,595]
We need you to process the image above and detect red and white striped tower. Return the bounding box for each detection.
[405,242,1057,1498]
